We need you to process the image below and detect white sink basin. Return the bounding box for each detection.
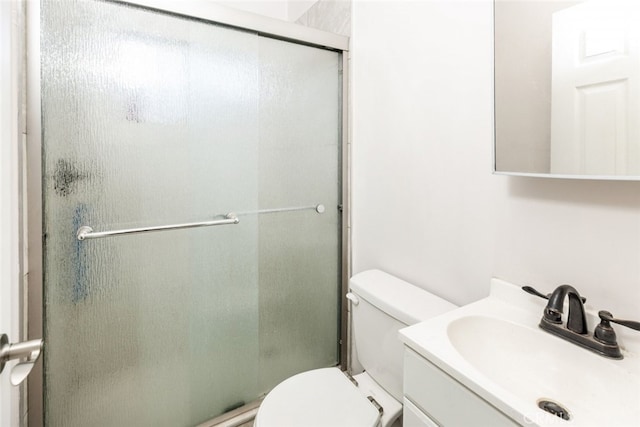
[399,279,640,427]
[447,315,639,424]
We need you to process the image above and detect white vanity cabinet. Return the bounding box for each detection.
[402,348,519,427]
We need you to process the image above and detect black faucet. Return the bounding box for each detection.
[522,284,640,359]
[543,284,587,334]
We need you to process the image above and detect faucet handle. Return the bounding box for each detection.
[522,286,550,300]
[598,311,640,331]
[594,311,640,347]
[522,286,586,303]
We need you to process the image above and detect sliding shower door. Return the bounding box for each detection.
[39,1,342,425]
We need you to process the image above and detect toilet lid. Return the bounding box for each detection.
[255,368,381,427]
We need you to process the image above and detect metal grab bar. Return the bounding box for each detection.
[76,214,239,241]
[75,204,326,241]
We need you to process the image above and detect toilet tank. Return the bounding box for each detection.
[349,270,457,402]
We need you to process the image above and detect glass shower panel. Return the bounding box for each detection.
[256,37,342,392]
[41,1,260,425]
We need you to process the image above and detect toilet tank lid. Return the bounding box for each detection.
[349,270,457,325]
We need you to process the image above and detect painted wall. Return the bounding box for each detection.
[351,0,640,328]
[294,0,350,36]
[216,0,318,22]
[216,0,289,20]
[288,0,318,21]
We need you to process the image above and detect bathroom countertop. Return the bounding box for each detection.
[399,278,640,427]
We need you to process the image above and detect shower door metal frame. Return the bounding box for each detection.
[24,0,350,425]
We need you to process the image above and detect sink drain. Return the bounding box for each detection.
[538,399,570,421]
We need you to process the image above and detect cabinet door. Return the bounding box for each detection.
[404,349,519,427]
[404,398,439,427]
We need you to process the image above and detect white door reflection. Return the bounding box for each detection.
[551,1,640,175]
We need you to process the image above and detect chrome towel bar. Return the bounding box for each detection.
[76,214,240,241]
[76,204,326,241]
[234,204,325,216]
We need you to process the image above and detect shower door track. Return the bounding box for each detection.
[23,1,351,426]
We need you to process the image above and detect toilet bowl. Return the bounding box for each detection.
[254,270,457,427]
[254,368,400,427]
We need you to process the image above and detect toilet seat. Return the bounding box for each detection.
[254,368,381,427]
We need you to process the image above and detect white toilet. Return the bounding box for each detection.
[254,269,457,427]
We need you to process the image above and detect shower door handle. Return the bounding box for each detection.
[0,334,44,386]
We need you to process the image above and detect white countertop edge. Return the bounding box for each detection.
[400,298,541,425]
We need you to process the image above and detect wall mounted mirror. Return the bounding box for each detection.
[494,0,640,180]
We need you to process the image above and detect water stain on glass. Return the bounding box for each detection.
[52,158,88,196]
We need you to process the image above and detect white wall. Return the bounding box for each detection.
[216,0,317,22]
[351,0,640,322]
[216,0,289,20]
[288,0,318,21]
[352,0,499,305]
[294,0,350,36]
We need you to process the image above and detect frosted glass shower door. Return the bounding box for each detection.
[256,36,342,392]
[41,2,262,425]
[39,1,342,426]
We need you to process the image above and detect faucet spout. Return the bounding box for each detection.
[522,284,633,359]
[544,284,587,334]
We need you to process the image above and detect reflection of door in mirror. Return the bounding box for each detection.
[550,1,640,175]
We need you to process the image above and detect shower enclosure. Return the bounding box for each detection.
[26,1,348,425]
